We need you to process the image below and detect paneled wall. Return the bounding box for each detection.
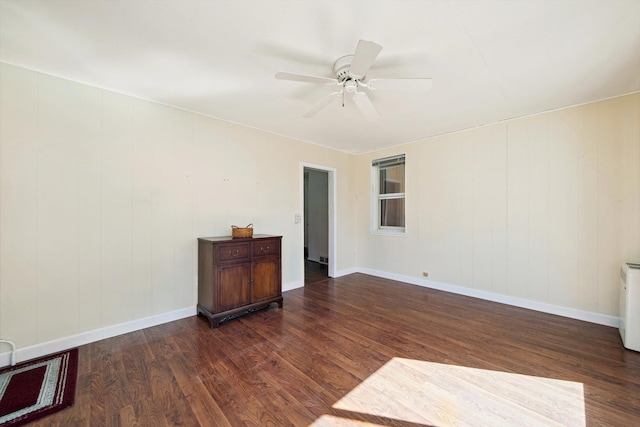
[0,63,357,349]
[1,59,637,353]
[358,93,640,317]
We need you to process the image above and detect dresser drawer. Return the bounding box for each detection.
[252,239,280,258]
[216,242,250,262]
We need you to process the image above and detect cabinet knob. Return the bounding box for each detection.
[230,249,240,256]
[261,246,270,253]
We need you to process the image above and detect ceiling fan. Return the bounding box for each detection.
[275,40,433,121]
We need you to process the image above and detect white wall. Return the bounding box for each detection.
[357,93,640,319]
[0,62,358,352]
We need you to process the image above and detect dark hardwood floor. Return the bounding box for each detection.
[27,274,640,426]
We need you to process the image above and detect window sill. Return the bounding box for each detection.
[370,229,407,237]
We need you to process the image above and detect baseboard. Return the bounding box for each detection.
[283,280,304,292]
[358,268,620,328]
[0,306,196,367]
[282,268,357,293]
[334,267,358,278]
[3,269,618,367]
[282,267,354,292]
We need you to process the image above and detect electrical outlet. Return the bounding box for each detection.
[422,272,429,277]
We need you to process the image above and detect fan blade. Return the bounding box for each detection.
[352,92,381,121]
[275,72,338,85]
[303,91,343,118]
[367,78,433,91]
[349,40,383,79]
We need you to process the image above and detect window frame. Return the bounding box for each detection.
[371,154,406,235]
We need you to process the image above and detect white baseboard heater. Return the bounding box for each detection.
[620,262,640,352]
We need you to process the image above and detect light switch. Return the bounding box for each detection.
[294,213,302,224]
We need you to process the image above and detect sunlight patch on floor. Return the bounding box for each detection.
[311,415,381,427]
[311,357,585,427]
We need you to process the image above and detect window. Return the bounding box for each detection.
[372,154,405,233]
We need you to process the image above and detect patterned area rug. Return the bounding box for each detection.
[0,348,78,426]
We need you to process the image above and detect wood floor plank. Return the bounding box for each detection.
[25,273,640,426]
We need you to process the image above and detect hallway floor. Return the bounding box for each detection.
[304,260,329,285]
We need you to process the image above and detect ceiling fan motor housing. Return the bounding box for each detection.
[334,55,359,82]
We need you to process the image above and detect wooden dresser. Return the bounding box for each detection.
[197,235,283,328]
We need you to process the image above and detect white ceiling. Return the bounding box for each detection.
[1,0,639,154]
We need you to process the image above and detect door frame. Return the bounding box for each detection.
[301,163,336,278]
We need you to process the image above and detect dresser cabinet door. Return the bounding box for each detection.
[217,264,251,312]
[252,258,280,303]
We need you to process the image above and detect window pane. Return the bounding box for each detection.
[380,198,405,227]
[379,164,405,194]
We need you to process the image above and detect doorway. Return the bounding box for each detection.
[303,165,335,285]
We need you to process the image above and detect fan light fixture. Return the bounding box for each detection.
[275,40,433,121]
